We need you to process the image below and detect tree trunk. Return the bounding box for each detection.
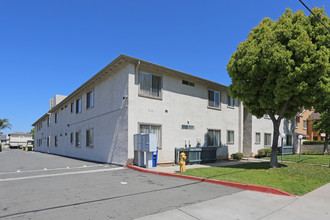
[324,134,329,155]
[270,119,280,167]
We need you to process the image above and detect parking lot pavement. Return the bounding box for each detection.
[0,149,242,220]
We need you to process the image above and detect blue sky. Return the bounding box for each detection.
[0,0,329,134]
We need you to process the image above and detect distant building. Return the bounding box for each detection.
[295,109,313,140]
[7,132,34,148]
[0,135,9,148]
[307,112,326,141]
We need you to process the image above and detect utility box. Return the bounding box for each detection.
[141,133,157,152]
[134,134,142,151]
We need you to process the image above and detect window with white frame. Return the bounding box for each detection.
[227,130,234,144]
[227,95,234,107]
[75,131,81,147]
[207,129,221,147]
[86,90,94,109]
[76,98,81,113]
[303,120,306,129]
[139,72,162,98]
[264,133,271,146]
[140,124,162,150]
[255,132,261,144]
[208,90,220,108]
[86,129,94,148]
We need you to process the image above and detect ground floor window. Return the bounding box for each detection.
[207,129,221,147]
[140,124,162,150]
[54,136,58,147]
[86,129,94,148]
[75,131,81,147]
[264,133,271,146]
[286,135,292,146]
[227,130,234,144]
[70,133,74,144]
[47,137,50,147]
[255,132,261,144]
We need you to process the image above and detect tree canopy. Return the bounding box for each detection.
[227,8,329,167]
[0,119,12,131]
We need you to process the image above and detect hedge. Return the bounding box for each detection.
[303,141,329,145]
[256,148,272,157]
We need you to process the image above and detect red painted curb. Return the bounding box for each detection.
[126,164,296,197]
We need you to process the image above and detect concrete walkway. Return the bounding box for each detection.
[135,183,330,220]
[134,159,330,220]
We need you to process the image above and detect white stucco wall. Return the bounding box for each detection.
[127,64,242,163]
[35,65,129,164]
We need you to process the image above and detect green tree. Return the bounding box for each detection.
[313,85,330,154]
[227,8,329,167]
[29,128,35,140]
[0,119,12,131]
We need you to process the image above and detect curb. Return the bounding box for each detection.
[126,164,296,197]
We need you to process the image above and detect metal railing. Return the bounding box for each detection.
[175,147,217,164]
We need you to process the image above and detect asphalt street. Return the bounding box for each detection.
[0,149,241,219]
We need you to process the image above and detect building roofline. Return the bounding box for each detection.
[32,54,230,126]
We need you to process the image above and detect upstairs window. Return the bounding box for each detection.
[208,90,220,109]
[182,80,194,87]
[227,95,234,107]
[303,120,307,129]
[139,72,162,98]
[76,98,81,113]
[55,113,59,124]
[71,102,74,113]
[86,90,94,109]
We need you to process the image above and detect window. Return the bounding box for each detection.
[75,131,81,147]
[86,90,94,109]
[208,90,220,109]
[227,130,234,144]
[140,124,162,149]
[295,117,299,128]
[139,72,162,98]
[47,137,50,147]
[76,98,81,113]
[71,102,74,113]
[47,117,50,127]
[303,120,306,129]
[207,129,221,147]
[255,133,261,144]
[181,125,194,130]
[86,129,94,147]
[70,133,74,144]
[227,95,234,107]
[55,136,58,147]
[182,80,194,87]
[286,135,292,146]
[55,113,58,124]
[264,133,271,146]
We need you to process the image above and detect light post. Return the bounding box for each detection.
[280,133,286,162]
[298,135,303,160]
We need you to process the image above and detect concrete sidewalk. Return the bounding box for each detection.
[135,182,330,220]
[150,158,269,174]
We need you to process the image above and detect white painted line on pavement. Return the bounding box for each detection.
[0,167,124,182]
[0,164,104,175]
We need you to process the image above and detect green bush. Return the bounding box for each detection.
[0,143,2,152]
[257,148,272,157]
[27,146,33,151]
[231,152,244,160]
[303,141,329,145]
[302,150,324,155]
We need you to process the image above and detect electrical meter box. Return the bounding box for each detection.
[134,134,142,151]
[141,133,157,152]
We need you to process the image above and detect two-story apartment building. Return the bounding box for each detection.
[33,55,289,165]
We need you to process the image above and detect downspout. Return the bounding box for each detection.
[135,60,140,85]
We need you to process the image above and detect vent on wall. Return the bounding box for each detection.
[182,80,195,87]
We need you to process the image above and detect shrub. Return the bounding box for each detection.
[27,146,33,151]
[0,143,2,152]
[303,141,329,145]
[231,152,244,160]
[257,148,271,157]
[302,150,324,155]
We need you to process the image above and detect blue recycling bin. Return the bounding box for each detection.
[152,151,158,167]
